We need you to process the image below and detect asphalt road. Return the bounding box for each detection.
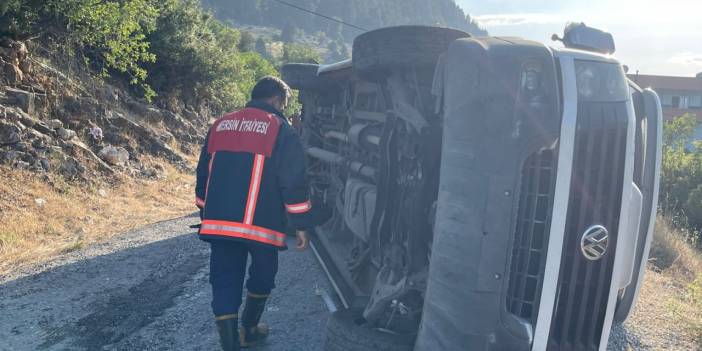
[0,215,333,351]
[0,214,649,351]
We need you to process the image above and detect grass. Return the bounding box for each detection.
[650,214,701,278]
[682,277,702,345]
[646,213,702,348]
[0,157,195,277]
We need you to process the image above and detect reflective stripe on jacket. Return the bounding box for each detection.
[195,101,313,249]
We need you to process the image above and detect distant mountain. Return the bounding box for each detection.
[202,0,487,42]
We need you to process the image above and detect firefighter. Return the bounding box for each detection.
[195,76,314,351]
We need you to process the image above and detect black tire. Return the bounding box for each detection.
[613,288,634,324]
[614,89,662,324]
[352,26,470,80]
[281,63,320,90]
[324,308,415,351]
[614,263,649,323]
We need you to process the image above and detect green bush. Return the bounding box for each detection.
[238,31,255,52]
[3,0,281,114]
[138,0,278,113]
[3,0,159,99]
[660,114,702,232]
[146,0,249,111]
[281,43,321,65]
[1,1,36,35]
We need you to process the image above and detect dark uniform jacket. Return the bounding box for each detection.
[195,100,313,249]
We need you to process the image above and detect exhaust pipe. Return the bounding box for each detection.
[307,147,376,179]
[307,147,344,164]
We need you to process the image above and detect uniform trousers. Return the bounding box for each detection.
[209,240,279,316]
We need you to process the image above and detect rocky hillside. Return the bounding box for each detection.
[0,39,202,182]
[0,0,284,271]
[0,35,207,273]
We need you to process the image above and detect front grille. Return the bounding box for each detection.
[547,102,629,350]
[507,149,557,326]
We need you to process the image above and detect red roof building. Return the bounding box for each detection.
[628,73,702,121]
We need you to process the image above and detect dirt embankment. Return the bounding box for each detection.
[0,163,194,276]
[0,37,210,275]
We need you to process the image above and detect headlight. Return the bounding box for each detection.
[574,60,627,102]
[576,65,596,99]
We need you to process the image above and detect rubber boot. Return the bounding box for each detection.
[215,314,241,351]
[239,293,270,348]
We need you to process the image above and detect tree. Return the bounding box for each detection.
[660,114,702,229]
[3,0,160,99]
[238,31,255,52]
[255,37,268,58]
[280,22,299,43]
[3,0,288,113]
[664,113,698,148]
[326,40,348,63]
[315,30,328,46]
[339,42,350,60]
[282,43,320,65]
[201,0,489,42]
[144,0,276,113]
[324,18,345,43]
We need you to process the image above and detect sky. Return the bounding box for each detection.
[456,0,702,77]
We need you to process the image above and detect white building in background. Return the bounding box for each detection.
[629,73,702,120]
[629,72,702,141]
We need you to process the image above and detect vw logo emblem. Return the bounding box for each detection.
[580,225,609,261]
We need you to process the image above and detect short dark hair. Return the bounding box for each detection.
[251,76,291,101]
